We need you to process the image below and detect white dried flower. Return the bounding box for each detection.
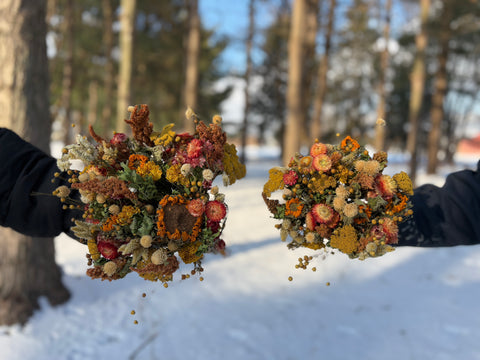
[103,261,117,277]
[305,232,316,243]
[181,163,192,176]
[343,203,359,218]
[151,249,168,265]
[54,185,70,198]
[222,173,230,186]
[140,235,153,248]
[78,173,89,182]
[109,204,120,215]
[202,169,214,182]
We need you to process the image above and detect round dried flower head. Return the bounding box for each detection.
[282,219,292,230]
[364,160,381,176]
[140,235,153,248]
[343,203,359,218]
[305,232,316,243]
[151,249,168,265]
[299,156,313,168]
[127,105,135,112]
[215,193,225,202]
[365,241,377,254]
[310,142,328,157]
[109,204,120,215]
[212,115,222,125]
[167,241,179,251]
[181,163,192,176]
[103,261,117,277]
[78,173,89,182]
[96,194,106,204]
[354,160,366,173]
[210,185,219,195]
[283,170,298,186]
[376,174,397,199]
[312,204,334,224]
[312,154,332,172]
[335,185,349,199]
[205,200,227,222]
[188,198,205,217]
[54,185,70,198]
[283,188,293,197]
[333,196,346,212]
[202,169,214,182]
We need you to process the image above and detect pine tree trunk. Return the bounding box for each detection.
[427,0,452,174]
[0,0,70,326]
[374,0,392,152]
[406,0,430,184]
[311,0,336,141]
[240,0,255,164]
[101,0,115,136]
[116,0,136,133]
[283,0,306,165]
[183,0,200,133]
[60,0,74,145]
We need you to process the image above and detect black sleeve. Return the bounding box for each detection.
[397,161,480,247]
[0,128,80,238]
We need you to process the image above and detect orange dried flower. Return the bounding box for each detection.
[341,136,360,151]
[285,198,304,218]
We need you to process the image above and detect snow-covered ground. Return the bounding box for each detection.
[1,150,480,360]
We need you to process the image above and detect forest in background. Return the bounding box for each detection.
[47,0,480,180]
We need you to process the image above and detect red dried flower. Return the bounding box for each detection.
[110,132,127,145]
[205,200,227,222]
[312,204,334,224]
[283,170,298,186]
[187,138,203,158]
[97,241,118,260]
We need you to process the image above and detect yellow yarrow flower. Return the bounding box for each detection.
[330,225,358,255]
[87,239,100,261]
[263,167,285,197]
[153,123,176,147]
[137,161,163,181]
[117,206,140,226]
[393,171,414,195]
[223,143,246,185]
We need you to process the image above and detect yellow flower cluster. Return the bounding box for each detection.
[223,143,247,185]
[263,167,285,197]
[137,160,163,181]
[330,225,358,255]
[117,205,140,226]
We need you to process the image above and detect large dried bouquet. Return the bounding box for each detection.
[262,136,413,262]
[55,104,246,284]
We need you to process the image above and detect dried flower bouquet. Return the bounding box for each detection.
[55,105,246,284]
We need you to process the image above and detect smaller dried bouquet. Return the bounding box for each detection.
[55,104,246,284]
[262,136,413,262]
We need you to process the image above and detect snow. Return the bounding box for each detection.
[1,152,480,360]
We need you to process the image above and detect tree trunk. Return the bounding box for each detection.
[374,0,392,152]
[0,0,70,326]
[240,0,255,164]
[60,0,74,145]
[283,0,307,165]
[116,0,136,133]
[101,0,115,136]
[301,0,319,145]
[183,0,200,133]
[311,0,336,141]
[406,0,430,185]
[87,81,99,127]
[427,0,452,174]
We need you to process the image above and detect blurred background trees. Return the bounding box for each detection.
[46,0,480,175]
